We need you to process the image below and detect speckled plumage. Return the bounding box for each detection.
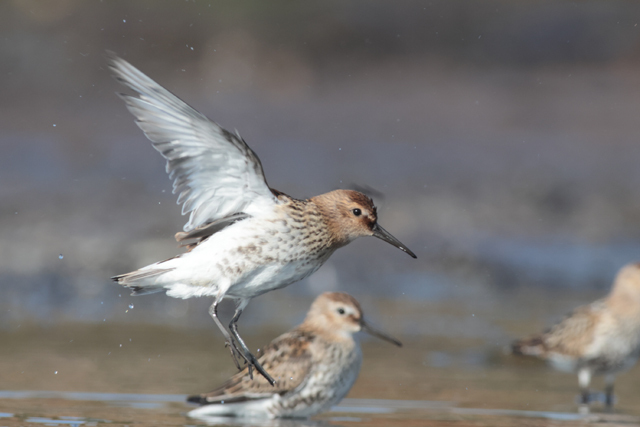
[106,53,415,383]
[187,292,401,419]
[512,263,640,407]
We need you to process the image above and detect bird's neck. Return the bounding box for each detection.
[607,288,640,328]
[307,196,350,248]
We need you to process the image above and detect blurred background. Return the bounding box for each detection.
[3,0,640,419]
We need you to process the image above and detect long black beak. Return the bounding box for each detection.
[371,223,417,258]
[361,319,402,347]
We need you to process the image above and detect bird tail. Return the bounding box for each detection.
[111,267,175,295]
[186,394,206,405]
[511,336,547,357]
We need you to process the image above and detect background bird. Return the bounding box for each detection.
[107,52,415,384]
[512,262,640,409]
[187,292,402,419]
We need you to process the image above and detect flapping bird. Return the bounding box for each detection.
[107,53,415,384]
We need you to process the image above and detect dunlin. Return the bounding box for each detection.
[512,263,640,408]
[187,292,401,419]
[107,53,415,384]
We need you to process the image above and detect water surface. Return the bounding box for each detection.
[3,320,640,427]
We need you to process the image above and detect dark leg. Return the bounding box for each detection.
[580,389,590,405]
[604,375,615,409]
[208,300,244,370]
[605,385,614,408]
[228,300,276,386]
[578,368,591,414]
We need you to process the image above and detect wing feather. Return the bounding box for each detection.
[541,301,602,357]
[106,52,278,232]
[190,329,315,404]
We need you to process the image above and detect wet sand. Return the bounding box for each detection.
[2,318,640,426]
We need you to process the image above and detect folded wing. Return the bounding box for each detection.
[542,301,602,357]
[188,330,314,404]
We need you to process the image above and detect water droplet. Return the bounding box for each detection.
[129,304,134,309]
[54,371,58,374]
[123,19,126,23]
[58,254,64,259]
[53,124,56,127]
[119,344,122,347]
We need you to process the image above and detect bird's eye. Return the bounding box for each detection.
[337,308,345,315]
[352,208,362,216]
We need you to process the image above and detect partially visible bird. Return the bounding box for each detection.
[187,292,402,419]
[512,262,640,409]
[106,52,416,384]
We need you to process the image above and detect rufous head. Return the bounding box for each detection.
[303,292,402,346]
[311,190,416,258]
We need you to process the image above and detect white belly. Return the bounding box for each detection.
[157,215,333,300]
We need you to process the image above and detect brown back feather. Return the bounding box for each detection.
[189,328,315,404]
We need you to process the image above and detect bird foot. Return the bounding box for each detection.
[224,340,245,371]
[575,391,616,409]
[605,395,616,410]
[224,340,267,384]
[244,351,275,386]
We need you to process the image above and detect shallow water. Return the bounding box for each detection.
[3,321,640,427]
[2,391,640,427]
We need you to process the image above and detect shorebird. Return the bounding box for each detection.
[512,263,640,409]
[187,292,401,419]
[107,53,415,385]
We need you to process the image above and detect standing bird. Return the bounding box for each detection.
[107,53,416,385]
[187,292,402,419]
[512,263,640,409]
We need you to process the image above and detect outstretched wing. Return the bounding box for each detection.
[106,52,279,232]
[188,329,314,404]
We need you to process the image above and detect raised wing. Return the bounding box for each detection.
[189,329,314,404]
[106,52,278,232]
